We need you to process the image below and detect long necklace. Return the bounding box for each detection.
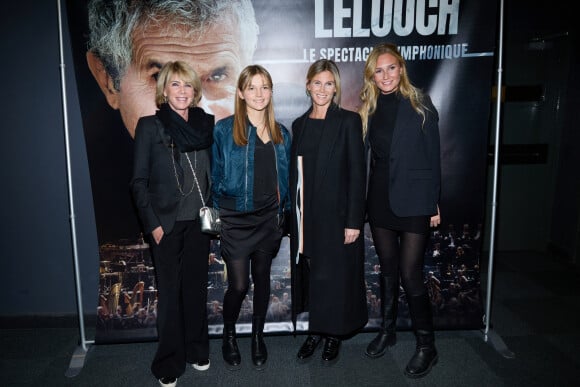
[170,140,196,196]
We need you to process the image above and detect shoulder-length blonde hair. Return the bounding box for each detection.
[155,61,202,107]
[358,43,429,136]
[233,65,283,146]
[306,59,341,106]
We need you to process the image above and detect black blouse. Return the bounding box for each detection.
[296,117,325,256]
[253,136,278,209]
[369,91,399,165]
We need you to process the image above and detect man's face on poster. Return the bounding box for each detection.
[89,17,244,138]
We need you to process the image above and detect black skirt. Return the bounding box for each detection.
[218,200,282,261]
[367,162,429,234]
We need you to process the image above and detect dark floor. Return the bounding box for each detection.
[1,251,579,386]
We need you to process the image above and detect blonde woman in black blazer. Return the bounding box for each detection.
[131,61,214,387]
[359,43,441,379]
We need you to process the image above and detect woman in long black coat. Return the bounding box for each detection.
[289,59,368,364]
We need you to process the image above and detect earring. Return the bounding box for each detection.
[163,96,167,103]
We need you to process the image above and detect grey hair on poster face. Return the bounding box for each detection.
[87,0,259,91]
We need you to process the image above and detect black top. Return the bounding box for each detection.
[296,117,325,256]
[253,136,278,209]
[369,92,398,166]
[176,150,210,221]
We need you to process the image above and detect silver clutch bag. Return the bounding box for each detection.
[199,206,221,235]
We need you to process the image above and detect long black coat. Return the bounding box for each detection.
[289,104,368,336]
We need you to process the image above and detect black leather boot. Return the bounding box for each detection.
[366,275,398,358]
[404,293,438,378]
[222,322,241,370]
[251,316,267,370]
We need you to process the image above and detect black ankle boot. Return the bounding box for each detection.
[296,335,322,361]
[251,316,267,370]
[321,336,341,362]
[222,322,241,370]
[366,275,398,358]
[404,293,438,378]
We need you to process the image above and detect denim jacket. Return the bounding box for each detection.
[211,115,291,214]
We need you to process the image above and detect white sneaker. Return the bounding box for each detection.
[192,359,210,371]
[158,377,177,387]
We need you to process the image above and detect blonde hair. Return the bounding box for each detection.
[306,59,341,106]
[155,61,202,107]
[233,65,283,146]
[359,43,429,136]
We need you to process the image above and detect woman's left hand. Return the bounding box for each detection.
[430,205,441,228]
[344,228,360,244]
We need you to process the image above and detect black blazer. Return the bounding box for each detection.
[130,115,212,235]
[365,95,441,217]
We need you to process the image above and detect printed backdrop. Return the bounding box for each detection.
[66,0,498,343]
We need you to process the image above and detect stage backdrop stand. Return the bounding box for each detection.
[482,0,515,359]
[56,0,95,376]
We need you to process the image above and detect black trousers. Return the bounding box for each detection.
[150,219,210,379]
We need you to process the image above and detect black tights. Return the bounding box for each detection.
[222,250,273,323]
[370,226,429,298]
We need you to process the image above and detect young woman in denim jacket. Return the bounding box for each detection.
[211,65,291,371]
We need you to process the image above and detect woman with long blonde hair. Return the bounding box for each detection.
[359,43,441,378]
